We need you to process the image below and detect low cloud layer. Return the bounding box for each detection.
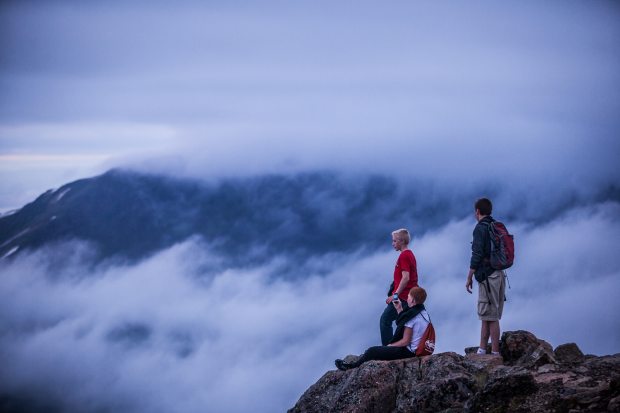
[1,199,618,412]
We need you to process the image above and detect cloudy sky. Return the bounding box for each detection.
[1,0,619,209]
[1,1,619,412]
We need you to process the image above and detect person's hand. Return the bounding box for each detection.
[385,296,393,305]
[466,276,473,294]
[392,299,403,313]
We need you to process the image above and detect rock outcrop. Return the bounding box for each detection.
[289,331,620,413]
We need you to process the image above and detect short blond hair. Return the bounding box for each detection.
[391,228,410,245]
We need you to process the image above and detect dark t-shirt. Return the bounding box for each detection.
[393,249,418,300]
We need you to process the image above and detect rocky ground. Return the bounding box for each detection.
[289,330,620,413]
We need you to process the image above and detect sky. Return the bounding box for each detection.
[1,1,620,412]
[1,0,619,209]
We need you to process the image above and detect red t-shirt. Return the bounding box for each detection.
[393,249,418,300]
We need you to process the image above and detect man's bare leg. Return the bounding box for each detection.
[489,320,500,353]
[479,321,490,352]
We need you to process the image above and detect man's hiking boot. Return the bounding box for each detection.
[335,359,354,371]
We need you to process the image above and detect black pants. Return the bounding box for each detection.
[352,345,415,368]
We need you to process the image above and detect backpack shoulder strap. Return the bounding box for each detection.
[420,311,432,324]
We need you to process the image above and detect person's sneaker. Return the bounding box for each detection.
[335,359,353,371]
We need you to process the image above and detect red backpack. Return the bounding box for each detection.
[485,220,515,270]
[415,313,436,356]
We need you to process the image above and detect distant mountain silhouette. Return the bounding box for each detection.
[2,169,619,267]
[0,169,462,265]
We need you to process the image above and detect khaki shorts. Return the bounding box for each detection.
[477,270,506,321]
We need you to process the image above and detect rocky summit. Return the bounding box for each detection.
[289,330,620,413]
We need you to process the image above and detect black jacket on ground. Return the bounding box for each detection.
[389,304,426,344]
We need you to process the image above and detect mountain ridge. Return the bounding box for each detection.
[2,168,619,267]
[0,169,426,265]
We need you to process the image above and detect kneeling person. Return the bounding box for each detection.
[335,287,430,370]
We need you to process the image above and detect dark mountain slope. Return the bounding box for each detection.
[0,170,460,264]
[2,169,619,266]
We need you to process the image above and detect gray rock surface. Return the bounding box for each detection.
[554,342,586,365]
[289,331,620,413]
[500,330,556,368]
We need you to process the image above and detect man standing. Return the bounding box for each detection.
[465,198,506,355]
[380,228,418,346]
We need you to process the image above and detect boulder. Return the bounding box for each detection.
[500,330,556,368]
[289,331,620,413]
[554,342,585,365]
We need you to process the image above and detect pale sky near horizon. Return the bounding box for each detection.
[1,1,619,211]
